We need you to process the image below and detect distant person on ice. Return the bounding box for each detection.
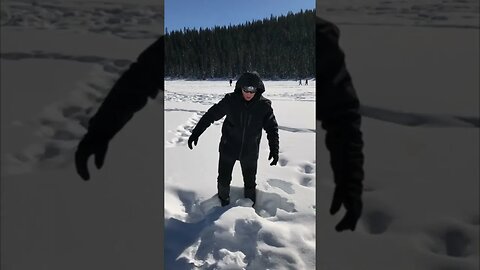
[305,79,308,85]
[187,72,279,206]
[229,79,233,86]
[75,18,364,232]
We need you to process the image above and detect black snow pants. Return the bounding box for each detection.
[217,153,257,200]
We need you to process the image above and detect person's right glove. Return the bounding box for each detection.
[330,184,362,232]
[268,152,279,166]
[187,133,199,150]
[75,134,109,181]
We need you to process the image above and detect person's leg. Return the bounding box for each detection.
[217,153,236,205]
[240,159,258,205]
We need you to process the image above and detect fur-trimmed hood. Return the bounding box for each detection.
[234,72,265,96]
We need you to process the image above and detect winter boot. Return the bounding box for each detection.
[218,196,230,207]
[244,188,256,207]
[218,183,230,207]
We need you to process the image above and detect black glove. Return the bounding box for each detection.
[75,134,109,181]
[330,185,362,232]
[268,152,279,166]
[188,134,199,150]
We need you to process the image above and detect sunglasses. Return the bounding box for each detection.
[242,86,257,94]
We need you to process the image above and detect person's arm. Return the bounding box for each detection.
[263,102,279,165]
[188,95,229,149]
[87,36,164,141]
[75,36,164,180]
[316,18,365,231]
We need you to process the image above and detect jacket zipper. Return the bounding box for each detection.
[239,110,246,159]
[238,100,257,159]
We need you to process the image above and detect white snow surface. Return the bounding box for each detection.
[1,0,479,269]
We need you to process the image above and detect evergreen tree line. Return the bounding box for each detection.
[165,9,315,80]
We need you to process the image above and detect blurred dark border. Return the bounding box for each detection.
[1,1,165,269]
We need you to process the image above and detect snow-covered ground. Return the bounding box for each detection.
[1,1,166,269]
[1,0,479,269]
[316,11,479,269]
[320,0,479,29]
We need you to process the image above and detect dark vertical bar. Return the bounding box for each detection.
[1,0,165,268]
[316,0,479,269]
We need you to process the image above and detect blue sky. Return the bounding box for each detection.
[165,0,315,32]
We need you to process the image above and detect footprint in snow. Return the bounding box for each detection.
[426,225,473,258]
[299,162,314,174]
[299,175,314,187]
[255,190,297,217]
[166,112,210,148]
[4,73,115,174]
[362,209,393,235]
[278,156,289,167]
[267,178,295,194]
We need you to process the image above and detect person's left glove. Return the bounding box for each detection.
[188,133,199,150]
[75,134,109,181]
[330,184,363,232]
[268,151,279,166]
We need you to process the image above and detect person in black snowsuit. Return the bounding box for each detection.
[75,18,364,232]
[187,72,279,206]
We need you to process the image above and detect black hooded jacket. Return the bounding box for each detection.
[190,73,279,161]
